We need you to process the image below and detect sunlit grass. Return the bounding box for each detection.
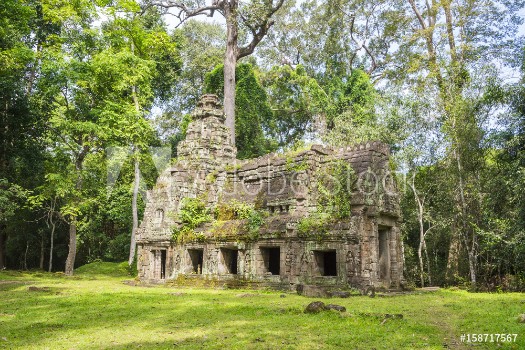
[0,264,523,349]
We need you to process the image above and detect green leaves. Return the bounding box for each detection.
[322,69,387,146]
[173,197,212,243]
[315,160,355,219]
[262,64,328,147]
[205,63,277,159]
[0,179,29,222]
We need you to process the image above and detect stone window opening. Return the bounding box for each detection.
[314,250,337,276]
[155,209,164,222]
[260,247,280,275]
[221,248,238,274]
[268,205,290,214]
[188,249,204,274]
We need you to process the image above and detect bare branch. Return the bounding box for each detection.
[425,0,432,27]
[144,1,222,25]
[238,20,274,59]
[338,6,378,74]
[408,0,427,30]
[237,0,285,59]
[407,0,443,89]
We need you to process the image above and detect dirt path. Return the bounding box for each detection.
[426,304,467,349]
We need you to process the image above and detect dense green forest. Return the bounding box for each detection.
[1,0,524,290]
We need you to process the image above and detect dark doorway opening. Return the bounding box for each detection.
[378,228,390,281]
[261,247,280,275]
[160,250,166,279]
[188,249,204,274]
[314,250,337,276]
[221,248,238,274]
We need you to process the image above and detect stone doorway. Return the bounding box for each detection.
[260,247,280,275]
[378,228,391,283]
[220,248,238,274]
[152,249,167,280]
[188,249,204,274]
[160,250,166,279]
[314,250,337,276]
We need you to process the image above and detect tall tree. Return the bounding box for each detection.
[171,20,225,112]
[0,0,44,269]
[261,64,327,147]
[205,63,277,158]
[393,0,524,287]
[148,0,285,145]
[258,0,407,81]
[99,1,181,266]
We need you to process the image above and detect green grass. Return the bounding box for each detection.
[74,261,132,278]
[0,265,524,349]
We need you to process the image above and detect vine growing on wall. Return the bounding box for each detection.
[296,159,356,240]
[296,212,331,242]
[315,159,356,219]
[212,200,268,241]
[172,197,212,243]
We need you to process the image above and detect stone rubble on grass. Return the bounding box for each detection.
[304,301,327,314]
[325,304,347,312]
[304,301,346,314]
[236,293,257,298]
[27,286,49,292]
[329,291,351,298]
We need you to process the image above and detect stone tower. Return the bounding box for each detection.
[176,94,236,163]
[136,95,237,257]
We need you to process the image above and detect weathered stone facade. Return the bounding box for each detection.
[137,94,404,291]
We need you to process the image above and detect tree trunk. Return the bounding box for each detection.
[468,243,477,289]
[465,226,478,290]
[417,201,426,287]
[65,158,84,276]
[418,239,425,287]
[39,233,44,270]
[424,240,432,286]
[128,154,140,266]
[446,221,460,283]
[24,242,29,270]
[454,147,478,288]
[0,228,6,269]
[410,175,426,287]
[65,218,77,276]
[224,0,239,146]
[49,218,55,272]
[129,45,141,266]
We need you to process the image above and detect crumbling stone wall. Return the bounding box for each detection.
[137,94,404,290]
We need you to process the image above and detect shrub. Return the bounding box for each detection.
[173,197,212,242]
[297,212,331,241]
[213,200,267,241]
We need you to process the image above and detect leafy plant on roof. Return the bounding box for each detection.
[172,197,212,243]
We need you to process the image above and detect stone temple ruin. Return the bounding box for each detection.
[137,94,404,291]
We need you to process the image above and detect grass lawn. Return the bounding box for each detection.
[0,263,524,349]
